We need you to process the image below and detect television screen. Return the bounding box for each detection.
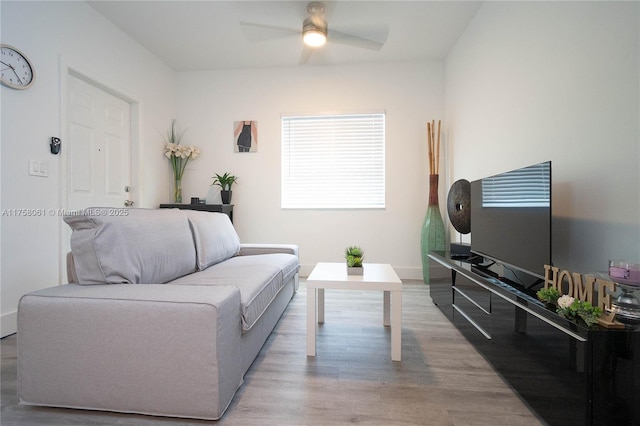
[470,161,552,280]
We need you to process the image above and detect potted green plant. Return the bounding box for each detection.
[345,246,364,275]
[211,172,238,204]
[536,286,560,309]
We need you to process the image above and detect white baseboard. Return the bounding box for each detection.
[1,310,17,338]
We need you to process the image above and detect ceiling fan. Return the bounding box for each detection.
[239,1,388,64]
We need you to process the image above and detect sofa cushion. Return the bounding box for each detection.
[168,254,299,331]
[236,252,300,283]
[184,211,241,270]
[64,208,197,284]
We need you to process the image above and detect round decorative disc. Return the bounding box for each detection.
[447,179,471,234]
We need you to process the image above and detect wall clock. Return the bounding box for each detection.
[1,44,35,90]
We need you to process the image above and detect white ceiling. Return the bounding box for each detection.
[87,1,483,71]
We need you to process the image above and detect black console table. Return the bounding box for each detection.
[159,204,234,223]
[428,251,640,426]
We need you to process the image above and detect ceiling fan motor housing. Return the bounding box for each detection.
[302,2,327,48]
[303,16,327,36]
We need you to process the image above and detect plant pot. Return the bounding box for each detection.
[221,190,232,204]
[347,266,363,276]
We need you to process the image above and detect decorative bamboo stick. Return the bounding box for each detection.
[436,119,441,175]
[427,119,442,175]
[431,120,435,173]
[427,122,433,174]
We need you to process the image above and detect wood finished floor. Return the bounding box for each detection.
[1,280,544,425]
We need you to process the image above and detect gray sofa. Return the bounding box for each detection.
[17,207,299,420]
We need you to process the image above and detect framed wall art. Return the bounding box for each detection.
[234,120,258,153]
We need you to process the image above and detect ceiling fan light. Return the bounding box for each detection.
[303,29,327,47]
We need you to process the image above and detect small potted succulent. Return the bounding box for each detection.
[345,246,364,275]
[536,286,560,309]
[211,172,238,204]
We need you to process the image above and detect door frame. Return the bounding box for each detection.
[58,57,141,284]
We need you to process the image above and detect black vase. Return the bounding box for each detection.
[221,190,232,204]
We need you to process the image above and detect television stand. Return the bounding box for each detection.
[428,250,640,426]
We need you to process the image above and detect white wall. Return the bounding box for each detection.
[175,61,445,277]
[0,1,175,336]
[445,1,640,274]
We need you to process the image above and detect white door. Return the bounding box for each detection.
[67,74,132,210]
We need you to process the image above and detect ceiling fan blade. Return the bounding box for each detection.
[239,21,299,42]
[299,46,314,65]
[328,28,388,51]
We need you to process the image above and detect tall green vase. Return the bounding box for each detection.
[421,174,446,283]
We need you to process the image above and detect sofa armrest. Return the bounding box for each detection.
[238,243,298,258]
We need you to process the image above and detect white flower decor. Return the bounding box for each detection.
[557,295,575,309]
[555,294,603,327]
[164,143,200,161]
[162,119,199,203]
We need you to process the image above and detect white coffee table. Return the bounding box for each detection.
[306,262,403,361]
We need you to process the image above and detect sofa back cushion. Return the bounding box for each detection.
[64,208,197,284]
[185,211,241,270]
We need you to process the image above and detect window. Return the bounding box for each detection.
[482,162,551,208]
[281,113,385,209]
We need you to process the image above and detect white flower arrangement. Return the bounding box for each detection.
[162,120,200,203]
[557,295,575,309]
[164,142,200,162]
[556,294,602,327]
[163,120,200,180]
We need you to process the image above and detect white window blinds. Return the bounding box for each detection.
[482,162,551,207]
[281,113,385,209]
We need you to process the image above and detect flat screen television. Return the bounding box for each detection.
[470,161,552,281]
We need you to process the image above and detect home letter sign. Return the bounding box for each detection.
[544,265,622,327]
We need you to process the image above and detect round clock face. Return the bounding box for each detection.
[1,44,35,89]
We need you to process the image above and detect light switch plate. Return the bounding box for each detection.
[29,159,48,177]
